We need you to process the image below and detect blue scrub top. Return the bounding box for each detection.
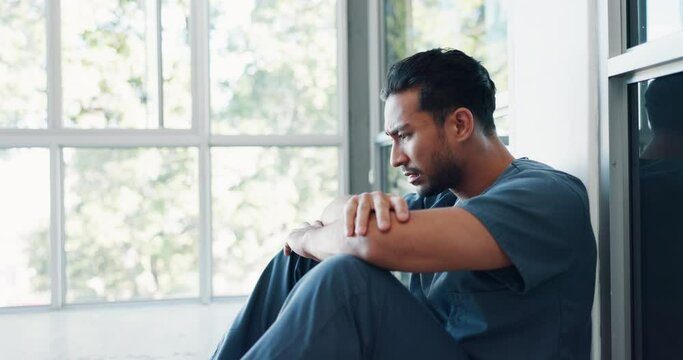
[404,158,596,360]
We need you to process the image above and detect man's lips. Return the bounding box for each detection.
[403,171,422,184]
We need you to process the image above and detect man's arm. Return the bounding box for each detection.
[293,206,511,273]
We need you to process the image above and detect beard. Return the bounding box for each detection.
[416,146,461,197]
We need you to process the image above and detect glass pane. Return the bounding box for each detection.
[0,0,47,128]
[62,0,191,128]
[63,147,199,302]
[630,71,683,358]
[629,0,683,46]
[384,0,509,91]
[0,148,50,307]
[210,0,339,135]
[161,0,191,129]
[212,147,338,296]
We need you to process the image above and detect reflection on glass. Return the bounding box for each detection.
[0,0,47,128]
[0,148,50,307]
[633,71,683,358]
[212,147,338,296]
[384,0,508,91]
[630,0,683,46]
[62,0,191,128]
[210,0,338,135]
[63,148,199,302]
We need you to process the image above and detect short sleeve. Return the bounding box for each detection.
[403,193,424,210]
[403,191,457,211]
[458,173,589,293]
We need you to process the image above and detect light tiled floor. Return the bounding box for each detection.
[0,300,245,360]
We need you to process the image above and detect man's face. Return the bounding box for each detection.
[384,89,462,196]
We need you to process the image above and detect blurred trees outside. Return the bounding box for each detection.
[0,0,46,128]
[17,0,338,303]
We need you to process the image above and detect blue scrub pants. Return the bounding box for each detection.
[211,253,467,359]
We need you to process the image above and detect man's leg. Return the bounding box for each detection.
[242,255,467,360]
[211,252,319,360]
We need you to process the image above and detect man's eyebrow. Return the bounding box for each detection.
[385,124,410,136]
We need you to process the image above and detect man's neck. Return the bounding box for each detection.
[451,136,514,199]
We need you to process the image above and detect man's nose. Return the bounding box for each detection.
[390,143,408,168]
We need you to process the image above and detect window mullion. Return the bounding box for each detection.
[49,145,66,309]
[191,0,212,303]
[46,0,65,309]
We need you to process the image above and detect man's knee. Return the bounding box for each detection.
[304,254,391,290]
[317,254,372,275]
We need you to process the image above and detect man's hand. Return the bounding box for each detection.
[344,192,410,236]
[284,221,323,260]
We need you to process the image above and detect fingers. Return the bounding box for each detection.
[344,196,359,236]
[373,192,392,232]
[344,192,410,236]
[390,195,410,222]
[355,193,374,235]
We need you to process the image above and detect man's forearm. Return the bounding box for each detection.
[319,195,352,225]
[302,220,369,261]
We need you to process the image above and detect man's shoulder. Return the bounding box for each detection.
[497,158,588,200]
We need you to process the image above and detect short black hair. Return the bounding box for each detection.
[381,48,497,135]
[645,72,683,133]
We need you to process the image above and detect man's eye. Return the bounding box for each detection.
[398,133,410,141]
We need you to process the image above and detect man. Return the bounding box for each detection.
[212,48,596,359]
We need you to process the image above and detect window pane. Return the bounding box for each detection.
[210,1,338,135]
[0,148,50,307]
[212,147,338,296]
[629,0,683,46]
[161,0,191,129]
[384,0,509,91]
[63,148,199,302]
[630,71,683,358]
[0,0,47,128]
[62,0,191,128]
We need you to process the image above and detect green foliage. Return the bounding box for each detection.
[0,0,47,128]
[60,148,199,302]
[212,147,337,295]
[211,0,338,135]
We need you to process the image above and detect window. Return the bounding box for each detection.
[211,147,338,296]
[0,148,50,307]
[628,72,683,359]
[377,0,510,194]
[0,0,344,308]
[604,0,683,358]
[0,0,47,128]
[63,147,199,302]
[628,0,683,46]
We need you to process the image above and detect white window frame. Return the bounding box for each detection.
[0,0,349,311]
[598,0,683,358]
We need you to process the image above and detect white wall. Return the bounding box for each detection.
[509,0,598,186]
[508,0,601,359]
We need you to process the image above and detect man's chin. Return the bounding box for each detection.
[415,183,446,197]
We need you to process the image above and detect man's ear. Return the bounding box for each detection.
[444,107,476,142]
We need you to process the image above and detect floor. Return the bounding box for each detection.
[0,299,245,360]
